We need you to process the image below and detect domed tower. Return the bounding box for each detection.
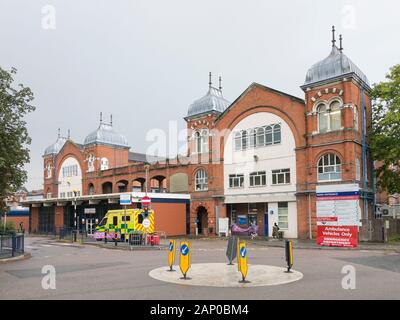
[185,73,231,236]
[43,129,68,198]
[83,113,130,179]
[300,26,374,238]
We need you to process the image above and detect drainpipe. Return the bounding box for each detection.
[361,88,369,239]
[308,193,312,240]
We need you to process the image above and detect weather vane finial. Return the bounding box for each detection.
[100,112,103,124]
[209,72,212,89]
[339,34,343,51]
[110,114,113,126]
[58,128,60,138]
[219,76,222,90]
[332,26,336,47]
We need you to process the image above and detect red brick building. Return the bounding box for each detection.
[23,28,375,239]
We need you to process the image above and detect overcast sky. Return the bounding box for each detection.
[0,0,399,191]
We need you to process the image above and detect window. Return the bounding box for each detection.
[46,163,52,178]
[249,129,257,148]
[317,100,342,133]
[256,127,265,147]
[265,126,273,145]
[250,171,267,187]
[229,174,244,188]
[354,106,359,130]
[201,130,209,153]
[89,184,95,195]
[194,131,201,153]
[234,123,281,151]
[355,158,361,181]
[60,192,65,198]
[318,153,342,182]
[195,169,208,191]
[278,202,289,229]
[62,164,78,177]
[87,154,95,172]
[112,216,118,226]
[234,132,242,151]
[272,169,291,185]
[100,157,109,170]
[273,124,281,144]
[122,216,131,222]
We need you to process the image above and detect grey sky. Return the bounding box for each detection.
[0,0,399,190]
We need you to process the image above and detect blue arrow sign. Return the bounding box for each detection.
[240,247,247,258]
[169,242,174,251]
[181,244,189,256]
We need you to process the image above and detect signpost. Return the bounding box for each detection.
[226,236,238,265]
[316,184,360,248]
[120,194,132,241]
[238,241,249,283]
[141,196,151,208]
[167,240,176,271]
[179,241,191,280]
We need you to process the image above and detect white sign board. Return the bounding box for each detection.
[120,194,132,205]
[218,218,229,237]
[143,218,151,229]
[316,184,361,227]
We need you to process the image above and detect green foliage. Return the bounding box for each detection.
[0,220,16,234]
[370,64,400,194]
[0,67,35,212]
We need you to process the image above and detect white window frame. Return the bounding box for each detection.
[195,169,208,191]
[229,174,244,188]
[317,100,342,133]
[318,153,342,182]
[278,202,289,230]
[100,157,109,171]
[249,171,267,187]
[272,169,291,185]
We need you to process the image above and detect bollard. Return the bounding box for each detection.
[179,241,191,280]
[226,236,237,265]
[238,241,249,283]
[285,240,293,273]
[167,240,176,272]
[104,231,108,244]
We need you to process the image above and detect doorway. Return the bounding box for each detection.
[196,206,208,235]
[86,218,95,235]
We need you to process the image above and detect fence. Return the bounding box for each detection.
[0,234,24,259]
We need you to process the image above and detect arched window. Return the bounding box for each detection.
[88,184,95,195]
[46,163,52,179]
[330,101,341,131]
[256,127,265,147]
[87,154,95,172]
[194,131,201,153]
[241,130,248,150]
[355,158,361,181]
[265,125,273,145]
[249,129,257,148]
[195,169,208,191]
[318,153,342,182]
[318,100,342,133]
[100,157,109,171]
[354,106,359,131]
[201,130,209,153]
[234,132,242,151]
[273,124,281,144]
[318,104,329,133]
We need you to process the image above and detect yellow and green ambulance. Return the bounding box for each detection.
[93,208,155,241]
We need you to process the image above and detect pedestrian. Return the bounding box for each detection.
[272,223,280,239]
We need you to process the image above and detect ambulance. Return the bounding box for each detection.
[93,208,155,241]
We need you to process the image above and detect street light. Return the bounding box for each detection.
[73,190,79,236]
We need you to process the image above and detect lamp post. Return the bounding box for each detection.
[144,164,150,196]
[73,190,79,236]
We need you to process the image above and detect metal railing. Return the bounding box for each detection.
[0,233,24,259]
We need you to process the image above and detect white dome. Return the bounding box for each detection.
[84,123,129,148]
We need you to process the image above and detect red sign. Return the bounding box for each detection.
[141,196,151,206]
[317,226,358,248]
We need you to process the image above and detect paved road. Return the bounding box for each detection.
[1,237,400,300]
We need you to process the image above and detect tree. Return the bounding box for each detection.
[0,67,35,212]
[370,64,400,194]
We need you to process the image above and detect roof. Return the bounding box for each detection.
[84,123,129,148]
[187,86,231,118]
[303,45,370,88]
[44,136,67,156]
[128,152,165,164]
